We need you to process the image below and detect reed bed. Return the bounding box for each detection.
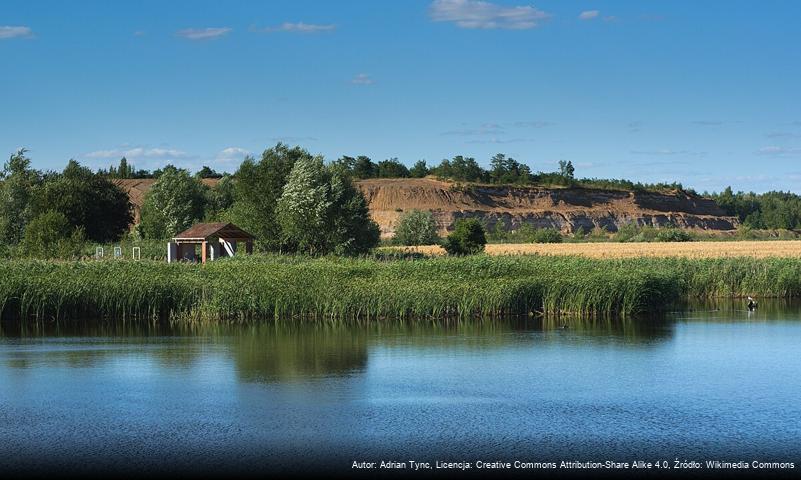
[396,240,801,259]
[1,255,800,324]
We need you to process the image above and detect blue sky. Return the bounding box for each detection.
[1,0,799,193]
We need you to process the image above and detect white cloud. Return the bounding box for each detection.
[176,27,232,40]
[579,10,600,20]
[85,147,188,160]
[757,146,801,156]
[257,22,336,33]
[351,73,374,85]
[216,147,250,162]
[429,0,551,30]
[133,31,146,37]
[0,26,33,39]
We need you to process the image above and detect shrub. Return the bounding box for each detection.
[533,228,563,243]
[615,222,640,242]
[20,211,86,259]
[442,219,486,255]
[394,210,439,246]
[656,228,694,242]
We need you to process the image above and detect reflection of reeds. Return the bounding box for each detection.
[1,255,800,324]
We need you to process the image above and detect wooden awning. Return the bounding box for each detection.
[172,223,255,243]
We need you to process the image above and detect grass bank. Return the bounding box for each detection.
[1,255,801,324]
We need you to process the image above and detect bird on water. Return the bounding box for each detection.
[747,296,758,311]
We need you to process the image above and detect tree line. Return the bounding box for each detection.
[710,187,801,230]
[4,144,801,259]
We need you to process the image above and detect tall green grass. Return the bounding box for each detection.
[1,255,800,324]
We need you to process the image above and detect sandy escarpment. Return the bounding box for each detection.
[356,178,739,238]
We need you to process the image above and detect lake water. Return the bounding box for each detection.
[1,301,800,477]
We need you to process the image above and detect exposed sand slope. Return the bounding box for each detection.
[357,178,738,237]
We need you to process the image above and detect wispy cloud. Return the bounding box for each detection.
[176,27,232,40]
[627,121,643,133]
[756,146,801,156]
[578,10,600,21]
[351,73,374,85]
[640,14,667,22]
[765,132,800,139]
[0,26,33,39]
[216,147,250,162]
[271,136,318,143]
[444,120,552,136]
[254,22,336,33]
[133,30,146,37]
[442,122,504,135]
[466,137,530,144]
[690,120,738,126]
[630,149,706,156]
[85,147,189,160]
[512,120,553,128]
[429,0,551,30]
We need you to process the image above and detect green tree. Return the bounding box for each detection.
[228,143,312,250]
[32,160,132,243]
[204,174,235,221]
[352,156,377,179]
[489,153,531,184]
[0,149,42,245]
[452,156,486,182]
[558,160,575,179]
[376,158,410,178]
[196,166,222,178]
[394,209,439,245]
[276,157,380,255]
[442,218,486,255]
[139,166,206,238]
[409,160,429,178]
[20,210,86,259]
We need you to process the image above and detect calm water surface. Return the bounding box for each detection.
[1,301,800,475]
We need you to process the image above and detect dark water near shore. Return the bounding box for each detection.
[1,301,800,476]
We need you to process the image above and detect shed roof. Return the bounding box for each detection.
[173,222,255,241]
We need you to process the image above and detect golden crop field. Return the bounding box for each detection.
[396,240,801,259]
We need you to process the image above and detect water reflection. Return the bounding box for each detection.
[2,303,801,474]
[230,325,369,382]
[2,299,799,379]
[0,316,681,380]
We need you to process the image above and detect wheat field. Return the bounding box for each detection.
[396,240,801,259]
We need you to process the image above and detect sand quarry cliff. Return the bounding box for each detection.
[115,177,739,238]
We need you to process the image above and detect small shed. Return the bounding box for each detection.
[168,222,254,263]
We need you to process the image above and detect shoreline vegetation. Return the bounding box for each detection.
[2,255,801,324]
